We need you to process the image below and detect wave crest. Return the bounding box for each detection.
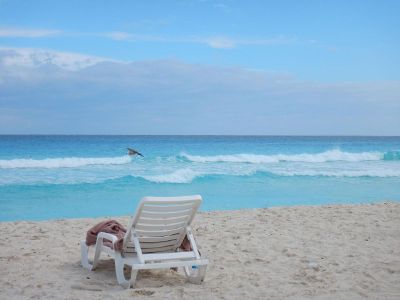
[181,150,384,164]
[139,167,400,184]
[0,156,132,169]
[272,170,400,178]
[141,169,200,183]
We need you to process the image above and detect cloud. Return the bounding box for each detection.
[0,47,111,71]
[1,47,399,135]
[105,31,132,41]
[0,27,61,38]
[104,31,300,49]
[104,32,167,42]
[0,26,306,49]
[202,36,299,49]
[203,37,236,49]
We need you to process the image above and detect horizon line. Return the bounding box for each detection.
[1,134,399,138]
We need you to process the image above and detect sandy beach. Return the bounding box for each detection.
[1,202,399,299]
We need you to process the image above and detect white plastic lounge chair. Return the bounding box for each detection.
[80,195,208,288]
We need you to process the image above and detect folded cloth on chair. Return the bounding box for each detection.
[86,220,126,251]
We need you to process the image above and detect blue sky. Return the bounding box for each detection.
[0,0,399,134]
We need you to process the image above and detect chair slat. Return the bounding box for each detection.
[141,196,201,205]
[141,245,179,253]
[125,244,178,253]
[140,234,179,243]
[135,227,185,237]
[140,240,178,249]
[142,204,195,213]
[137,215,189,224]
[141,210,192,218]
[136,221,186,231]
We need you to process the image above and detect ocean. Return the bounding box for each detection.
[0,135,399,221]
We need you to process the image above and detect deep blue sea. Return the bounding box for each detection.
[1,135,400,221]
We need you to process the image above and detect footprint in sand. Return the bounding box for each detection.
[131,289,155,296]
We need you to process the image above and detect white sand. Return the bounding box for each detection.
[1,202,400,299]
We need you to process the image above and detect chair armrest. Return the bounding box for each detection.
[97,232,119,245]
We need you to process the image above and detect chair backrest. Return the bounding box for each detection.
[123,195,202,254]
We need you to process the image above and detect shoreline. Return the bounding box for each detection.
[2,200,398,223]
[1,202,399,299]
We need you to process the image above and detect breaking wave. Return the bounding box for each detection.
[270,169,400,178]
[141,169,201,183]
[0,156,132,169]
[1,166,400,186]
[140,169,400,183]
[180,149,399,164]
[1,149,399,185]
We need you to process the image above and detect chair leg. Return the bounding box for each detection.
[115,253,135,289]
[184,264,207,284]
[130,269,138,288]
[80,240,104,271]
[197,265,207,282]
[91,239,104,270]
[80,241,93,270]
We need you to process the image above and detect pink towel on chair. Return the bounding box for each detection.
[86,220,126,251]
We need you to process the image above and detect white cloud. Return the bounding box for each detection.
[105,31,133,41]
[104,31,167,42]
[102,31,300,49]
[201,36,299,48]
[0,47,112,71]
[0,28,61,38]
[204,37,236,49]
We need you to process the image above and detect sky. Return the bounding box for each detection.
[0,0,399,135]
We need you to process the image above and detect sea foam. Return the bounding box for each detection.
[0,156,132,169]
[181,149,385,164]
[139,167,400,184]
[141,168,200,183]
[271,169,400,178]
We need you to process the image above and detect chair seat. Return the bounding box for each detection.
[100,244,197,263]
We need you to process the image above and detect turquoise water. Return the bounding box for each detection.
[1,135,400,221]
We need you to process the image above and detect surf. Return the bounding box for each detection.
[180,149,393,164]
[0,156,132,169]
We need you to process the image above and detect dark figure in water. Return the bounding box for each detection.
[127,148,144,157]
